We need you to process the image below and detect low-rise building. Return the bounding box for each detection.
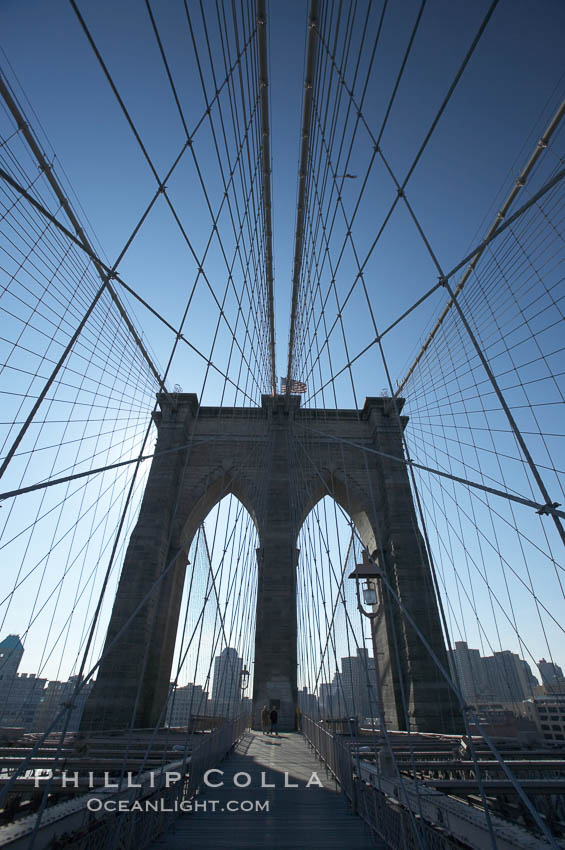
[32,675,94,733]
[521,693,565,744]
[0,673,47,730]
[166,682,209,727]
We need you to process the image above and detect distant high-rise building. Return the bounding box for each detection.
[0,634,44,729]
[0,673,46,730]
[448,641,487,703]
[482,651,533,703]
[538,658,564,688]
[0,635,24,683]
[520,659,539,689]
[166,683,208,727]
[319,672,343,718]
[32,676,94,733]
[449,642,538,705]
[520,692,565,742]
[298,686,318,718]
[211,648,243,718]
[340,648,378,721]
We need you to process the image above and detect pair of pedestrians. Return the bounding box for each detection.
[261,704,278,735]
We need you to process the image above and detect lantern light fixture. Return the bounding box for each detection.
[348,550,382,619]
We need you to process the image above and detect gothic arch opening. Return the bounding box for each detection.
[177,467,261,555]
[295,468,382,557]
[296,495,381,728]
[168,494,258,728]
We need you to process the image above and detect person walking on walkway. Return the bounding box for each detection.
[270,706,278,736]
[261,704,270,734]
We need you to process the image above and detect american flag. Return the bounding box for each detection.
[280,377,307,394]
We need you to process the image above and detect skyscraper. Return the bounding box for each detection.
[211,648,243,718]
[538,658,564,688]
[0,635,24,683]
[340,648,378,721]
[482,651,535,702]
[298,686,318,717]
[319,672,343,718]
[166,683,209,727]
[0,635,45,730]
[448,641,487,703]
[448,642,539,704]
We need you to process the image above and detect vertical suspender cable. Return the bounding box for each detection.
[286,0,319,396]
[257,0,277,395]
[0,72,171,405]
[396,98,565,395]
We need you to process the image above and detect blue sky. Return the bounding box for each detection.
[2,0,563,383]
[0,0,564,687]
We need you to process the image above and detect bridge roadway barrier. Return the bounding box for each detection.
[357,760,558,850]
[301,715,562,849]
[0,714,248,849]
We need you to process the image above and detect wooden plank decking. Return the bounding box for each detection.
[149,731,378,849]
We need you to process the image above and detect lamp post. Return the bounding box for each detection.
[240,667,250,695]
[349,550,385,728]
[239,667,250,728]
[348,550,382,619]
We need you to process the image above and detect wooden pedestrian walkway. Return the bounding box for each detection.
[149,731,377,849]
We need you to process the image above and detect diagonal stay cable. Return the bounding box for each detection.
[0,73,169,400]
[295,422,565,520]
[300,165,565,404]
[293,431,559,849]
[397,98,565,394]
[69,0,266,396]
[291,0,501,384]
[0,168,259,404]
[156,0,271,393]
[0,435,241,502]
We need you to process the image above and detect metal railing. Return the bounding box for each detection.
[301,716,462,849]
[1,714,250,850]
[302,717,560,849]
[187,713,249,796]
[301,714,356,802]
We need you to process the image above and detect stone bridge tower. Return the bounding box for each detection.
[81,393,461,733]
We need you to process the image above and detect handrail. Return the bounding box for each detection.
[0,714,250,850]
